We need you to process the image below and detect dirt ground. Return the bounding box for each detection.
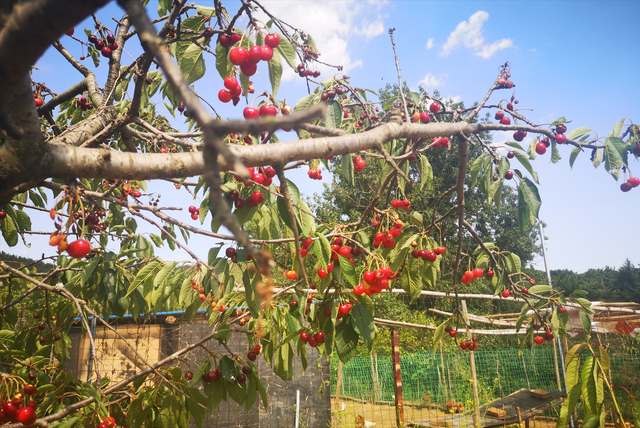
[330,397,558,428]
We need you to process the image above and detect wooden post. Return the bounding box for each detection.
[391,330,404,427]
[461,300,480,426]
[336,360,343,403]
[370,352,378,401]
[552,337,562,391]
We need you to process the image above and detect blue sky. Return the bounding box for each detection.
[7,1,639,274]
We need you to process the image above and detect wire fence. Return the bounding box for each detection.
[330,347,640,428]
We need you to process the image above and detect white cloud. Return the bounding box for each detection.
[447,95,462,104]
[418,73,445,88]
[425,38,435,50]
[440,11,513,59]
[474,39,513,59]
[253,1,386,77]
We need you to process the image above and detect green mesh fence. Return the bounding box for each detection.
[331,348,559,406]
[330,348,640,427]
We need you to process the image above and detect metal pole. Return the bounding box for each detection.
[295,389,300,428]
[538,221,573,428]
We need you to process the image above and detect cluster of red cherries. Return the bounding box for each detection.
[390,199,411,210]
[307,169,323,180]
[371,220,404,249]
[411,244,446,263]
[300,331,325,348]
[353,156,366,172]
[353,266,395,296]
[459,267,492,285]
[0,384,40,426]
[87,32,117,58]
[227,33,280,78]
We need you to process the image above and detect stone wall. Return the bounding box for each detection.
[67,315,331,428]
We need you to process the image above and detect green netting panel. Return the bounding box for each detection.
[332,348,559,406]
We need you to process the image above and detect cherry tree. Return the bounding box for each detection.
[0,0,638,427]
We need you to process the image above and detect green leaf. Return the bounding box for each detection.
[0,213,18,247]
[314,233,331,269]
[517,177,541,233]
[335,318,359,364]
[432,319,450,354]
[179,44,206,84]
[215,43,233,80]
[81,256,100,286]
[569,146,581,169]
[298,200,315,236]
[398,266,422,302]
[338,255,357,287]
[556,384,582,428]
[350,303,375,351]
[631,396,640,428]
[126,260,161,297]
[550,138,561,163]
[267,47,283,97]
[604,136,628,173]
[576,297,595,314]
[566,126,592,140]
[275,36,297,70]
[420,155,433,190]
[512,150,539,184]
[580,311,592,333]
[581,355,597,413]
[326,99,343,129]
[528,285,552,295]
[469,153,486,188]
[608,118,626,139]
[293,92,317,113]
[592,147,603,169]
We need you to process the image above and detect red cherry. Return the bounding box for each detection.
[534,336,544,345]
[555,124,567,134]
[264,166,276,177]
[327,262,334,272]
[317,268,327,279]
[300,332,309,342]
[229,47,248,65]
[265,34,280,48]
[486,269,495,279]
[67,239,90,259]
[472,268,484,278]
[449,329,457,337]
[535,142,547,155]
[218,89,232,103]
[555,133,567,144]
[544,331,554,341]
[247,46,262,64]
[3,402,18,418]
[495,111,504,120]
[505,171,514,180]
[65,27,75,36]
[101,46,112,58]
[460,341,468,350]
[23,384,37,396]
[243,107,259,120]
[260,46,274,61]
[314,332,325,343]
[219,34,233,47]
[240,62,257,76]
[558,306,566,314]
[247,351,257,361]
[499,117,511,125]
[419,112,430,124]
[501,290,511,298]
[191,213,199,220]
[251,191,264,205]
[620,182,632,192]
[435,247,446,255]
[286,270,297,280]
[0,211,6,219]
[16,407,37,425]
[302,237,313,248]
[35,98,44,107]
[225,247,237,259]
[429,102,440,114]
[188,206,197,213]
[224,76,238,90]
[628,177,640,188]
[308,337,318,347]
